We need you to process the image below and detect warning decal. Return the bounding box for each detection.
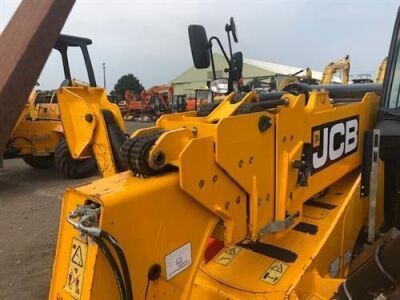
[71,244,84,267]
[214,246,241,266]
[261,261,289,285]
[64,238,88,299]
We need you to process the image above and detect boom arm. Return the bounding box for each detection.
[376,57,388,83]
[321,55,351,84]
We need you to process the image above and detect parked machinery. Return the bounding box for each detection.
[5,34,126,178]
[376,57,388,83]
[321,55,351,84]
[247,68,316,93]
[123,84,174,121]
[49,13,400,300]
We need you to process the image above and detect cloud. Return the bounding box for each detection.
[1,0,398,90]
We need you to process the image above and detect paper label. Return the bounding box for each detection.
[165,242,192,280]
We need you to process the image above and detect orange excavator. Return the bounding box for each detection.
[123,84,174,121]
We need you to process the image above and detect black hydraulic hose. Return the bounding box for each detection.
[258,98,288,109]
[91,235,127,300]
[100,231,134,300]
[257,83,383,104]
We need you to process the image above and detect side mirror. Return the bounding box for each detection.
[231,52,243,81]
[210,79,229,94]
[188,25,210,69]
[229,17,238,43]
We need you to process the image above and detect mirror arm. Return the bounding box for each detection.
[209,45,217,80]
[209,36,231,66]
[226,31,233,59]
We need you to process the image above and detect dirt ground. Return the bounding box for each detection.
[0,121,151,300]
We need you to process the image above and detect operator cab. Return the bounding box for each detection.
[375,7,400,230]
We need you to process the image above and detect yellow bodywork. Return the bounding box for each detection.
[57,86,126,176]
[8,90,63,156]
[9,119,63,156]
[49,88,382,299]
[7,86,125,177]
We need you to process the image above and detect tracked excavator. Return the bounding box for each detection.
[49,12,400,300]
[321,55,351,85]
[5,34,126,178]
[123,84,174,121]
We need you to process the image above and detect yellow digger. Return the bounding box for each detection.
[376,57,388,83]
[5,34,126,178]
[49,12,400,300]
[320,55,351,85]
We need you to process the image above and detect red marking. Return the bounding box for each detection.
[204,238,224,263]
[68,270,81,288]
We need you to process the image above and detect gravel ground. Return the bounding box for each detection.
[0,121,152,300]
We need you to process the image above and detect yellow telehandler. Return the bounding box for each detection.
[5,34,127,178]
[49,12,400,300]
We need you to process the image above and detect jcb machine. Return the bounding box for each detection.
[50,13,400,300]
[5,34,126,178]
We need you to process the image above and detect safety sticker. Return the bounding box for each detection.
[165,242,192,280]
[214,246,241,266]
[261,261,289,285]
[65,238,88,299]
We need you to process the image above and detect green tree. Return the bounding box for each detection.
[112,73,144,99]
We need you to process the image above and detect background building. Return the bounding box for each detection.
[170,53,339,96]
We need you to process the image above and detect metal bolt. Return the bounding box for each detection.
[258,197,262,206]
[289,192,293,200]
[198,180,205,189]
[236,196,241,204]
[238,160,243,168]
[283,136,287,143]
[290,134,294,141]
[85,114,93,123]
[249,156,254,164]
[258,116,271,132]
[266,194,270,202]
[225,201,230,210]
[192,127,198,136]
[212,175,218,183]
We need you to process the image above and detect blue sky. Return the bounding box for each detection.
[0,0,398,90]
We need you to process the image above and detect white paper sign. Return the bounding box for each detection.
[165,242,192,280]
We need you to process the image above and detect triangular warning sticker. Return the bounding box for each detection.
[224,247,237,256]
[71,245,83,267]
[271,263,283,273]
